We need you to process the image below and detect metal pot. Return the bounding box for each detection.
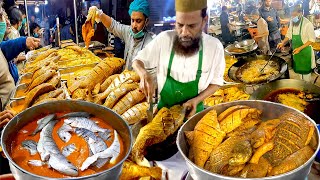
[1,100,132,180]
[249,79,320,124]
[235,39,256,51]
[177,100,320,180]
[228,54,288,85]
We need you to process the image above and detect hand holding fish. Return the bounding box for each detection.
[183,98,199,119]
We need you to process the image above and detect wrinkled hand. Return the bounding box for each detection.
[0,110,14,128]
[183,98,199,119]
[267,16,273,22]
[140,72,154,101]
[293,47,302,55]
[26,37,40,50]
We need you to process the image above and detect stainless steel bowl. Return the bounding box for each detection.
[235,39,256,51]
[1,100,132,180]
[177,100,320,180]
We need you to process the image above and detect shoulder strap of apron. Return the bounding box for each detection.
[168,41,203,79]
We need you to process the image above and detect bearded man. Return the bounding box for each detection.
[132,0,225,118]
[278,5,316,82]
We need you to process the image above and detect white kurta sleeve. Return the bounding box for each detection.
[133,33,162,69]
[305,22,316,43]
[209,43,225,86]
[286,22,293,40]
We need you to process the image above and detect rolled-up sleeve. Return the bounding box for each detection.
[133,34,161,69]
[210,43,225,86]
[107,18,130,42]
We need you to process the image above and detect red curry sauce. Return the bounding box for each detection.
[9,113,125,178]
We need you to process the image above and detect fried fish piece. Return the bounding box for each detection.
[240,157,272,178]
[229,140,252,166]
[268,146,314,176]
[131,105,185,165]
[120,161,162,180]
[192,110,226,168]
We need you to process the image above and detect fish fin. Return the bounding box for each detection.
[28,160,45,167]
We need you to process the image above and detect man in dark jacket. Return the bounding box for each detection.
[220,6,235,45]
[259,0,281,52]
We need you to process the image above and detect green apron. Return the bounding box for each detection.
[292,18,312,74]
[157,44,204,113]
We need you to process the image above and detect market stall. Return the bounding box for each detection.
[0,0,320,180]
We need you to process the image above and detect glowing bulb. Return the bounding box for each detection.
[45,0,48,5]
[35,6,39,13]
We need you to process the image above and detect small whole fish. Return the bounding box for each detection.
[31,114,56,136]
[58,123,73,142]
[57,112,91,119]
[75,128,108,168]
[81,130,121,171]
[62,144,77,157]
[28,160,46,167]
[22,140,38,155]
[37,120,78,176]
[65,117,107,133]
[98,130,111,141]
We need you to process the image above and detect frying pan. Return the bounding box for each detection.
[228,54,288,85]
[250,79,320,124]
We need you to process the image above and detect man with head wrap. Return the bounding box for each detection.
[132,0,225,118]
[277,5,316,82]
[88,0,153,70]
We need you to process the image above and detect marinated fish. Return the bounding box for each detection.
[57,112,91,119]
[112,88,145,115]
[37,120,78,176]
[229,140,252,166]
[31,114,56,136]
[75,128,109,168]
[102,83,139,108]
[81,130,121,171]
[58,123,73,142]
[192,109,225,168]
[21,140,38,155]
[240,157,272,178]
[121,102,149,125]
[33,89,63,104]
[62,143,77,157]
[64,117,107,133]
[131,105,185,165]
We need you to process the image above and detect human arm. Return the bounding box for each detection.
[183,84,221,118]
[0,37,40,61]
[90,6,129,41]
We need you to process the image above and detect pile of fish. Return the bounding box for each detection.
[185,105,318,178]
[21,112,120,177]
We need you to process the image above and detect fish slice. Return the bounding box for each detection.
[260,50,277,75]
[146,95,153,123]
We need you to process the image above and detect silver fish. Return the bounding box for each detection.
[58,123,73,142]
[81,130,121,171]
[57,112,91,119]
[31,114,56,136]
[28,160,46,167]
[64,117,107,133]
[75,128,108,168]
[22,140,38,155]
[98,130,111,141]
[62,144,77,157]
[37,120,78,176]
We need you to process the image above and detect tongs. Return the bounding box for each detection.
[146,95,153,123]
[260,50,277,75]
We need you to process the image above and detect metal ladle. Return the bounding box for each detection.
[260,50,277,75]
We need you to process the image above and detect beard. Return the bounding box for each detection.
[173,34,201,57]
